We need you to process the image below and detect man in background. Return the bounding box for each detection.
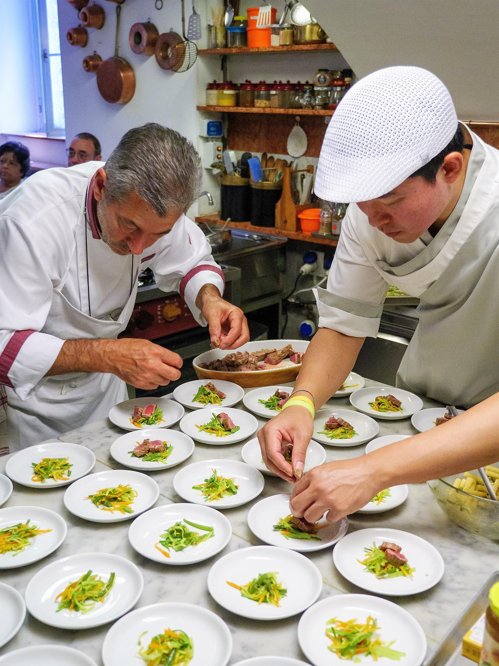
[67,132,101,166]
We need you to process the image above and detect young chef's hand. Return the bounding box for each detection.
[257,406,314,483]
[198,288,249,349]
[105,339,183,389]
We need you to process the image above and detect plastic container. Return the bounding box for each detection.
[250,180,282,227]
[247,26,271,48]
[221,174,251,222]
[254,81,271,107]
[298,208,321,234]
[217,82,238,106]
[479,582,499,665]
[239,81,255,107]
[206,80,219,106]
[227,25,247,47]
[270,25,281,47]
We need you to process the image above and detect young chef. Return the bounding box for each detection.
[0,123,249,450]
[259,65,499,486]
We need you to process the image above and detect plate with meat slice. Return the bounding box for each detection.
[332,527,445,596]
[110,429,195,471]
[241,437,326,476]
[242,385,293,419]
[173,379,245,410]
[179,406,258,445]
[312,408,379,447]
[108,397,185,432]
[411,406,465,432]
[193,340,309,388]
[247,494,349,552]
[350,387,424,420]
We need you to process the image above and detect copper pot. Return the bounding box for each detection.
[82,53,102,72]
[154,31,184,70]
[96,4,135,104]
[66,27,88,47]
[129,22,159,56]
[67,0,89,9]
[79,4,105,29]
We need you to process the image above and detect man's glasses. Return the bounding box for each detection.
[66,149,90,160]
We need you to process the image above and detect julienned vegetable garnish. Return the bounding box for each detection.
[55,569,115,613]
[273,514,321,541]
[227,572,287,606]
[192,382,225,405]
[155,519,214,558]
[130,438,173,463]
[359,541,414,579]
[87,483,138,514]
[196,412,240,437]
[31,457,72,483]
[369,395,403,413]
[130,403,164,428]
[319,415,357,440]
[138,628,193,665]
[192,469,238,502]
[258,389,290,411]
[326,615,406,661]
[0,520,52,555]
[370,489,392,505]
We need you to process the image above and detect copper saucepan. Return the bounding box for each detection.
[82,52,102,72]
[129,21,159,56]
[79,4,105,29]
[96,3,135,104]
[66,26,88,47]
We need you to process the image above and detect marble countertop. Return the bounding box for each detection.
[0,381,497,665]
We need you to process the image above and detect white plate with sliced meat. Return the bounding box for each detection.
[110,429,195,471]
[312,408,379,447]
[241,437,326,476]
[108,397,184,432]
[411,407,465,432]
[242,385,293,419]
[173,379,244,410]
[179,406,258,445]
[350,387,423,420]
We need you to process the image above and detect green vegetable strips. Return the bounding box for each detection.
[370,489,391,505]
[369,396,403,413]
[138,628,193,665]
[56,569,115,613]
[196,413,240,437]
[326,615,406,661]
[131,406,164,427]
[155,519,214,558]
[273,515,321,541]
[192,469,238,502]
[319,425,357,440]
[87,483,137,514]
[192,384,223,405]
[0,520,52,556]
[227,572,287,606]
[258,394,283,411]
[31,457,72,483]
[359,543,414,579]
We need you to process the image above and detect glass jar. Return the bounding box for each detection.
[479,583,499,666]
[205,80,219,106]
[318,202,333,235]
[269,81,281,108]
[232,15,248,28]
[313,68,332,87]
[254,81,271,108]
[217,81,238,106]
[239,80,255,107]
[279,23,293,45]
[227,25,247,47]
[313,85,331,109]
[270,25,281,47]
[281,81,294,109]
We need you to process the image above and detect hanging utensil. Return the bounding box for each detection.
[96,3,136,104]
[224,0,234,27]
[129,21,159,55]
[256,0,272,27]
[287,116,308,158]
[187,0,202,40]
[172,0,198,72]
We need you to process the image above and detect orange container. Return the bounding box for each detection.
[247,6,277,26]
[247,27,271,48]
[298,208,321,234]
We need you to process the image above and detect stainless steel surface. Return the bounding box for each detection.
[380,304,420,339]
[198,190,214,206]
[353,332,409,385]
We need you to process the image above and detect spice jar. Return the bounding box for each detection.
[279,23,293,45]
[254,81,271,108]
[206,80,219,106]
[281,80,294,109]
[227,25,247,47]
[270,24,281,47]
[313,69,332,87]
[239,80,255,107]
[479,583,499,666]
[217,81,238,106]
[232,15,248,28]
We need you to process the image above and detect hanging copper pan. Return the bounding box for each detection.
[96,3,135,104]
[67,0,89,10]
[154,31,184,70]
[82,52,102,72]
[79,4,105,29]
[129,22,159,55]
[67,26,88,47]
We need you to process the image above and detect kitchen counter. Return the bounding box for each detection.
[0,381,497,664]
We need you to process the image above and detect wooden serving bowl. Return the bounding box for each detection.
[192,339,309,389]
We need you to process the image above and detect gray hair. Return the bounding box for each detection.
[104,123,202,216]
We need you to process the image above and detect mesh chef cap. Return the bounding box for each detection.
[314,66,458,203]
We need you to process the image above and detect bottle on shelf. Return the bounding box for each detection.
[479,582,499,666]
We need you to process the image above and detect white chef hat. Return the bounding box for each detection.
[314,66,458,203]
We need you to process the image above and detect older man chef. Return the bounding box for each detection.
[0,123,249,450]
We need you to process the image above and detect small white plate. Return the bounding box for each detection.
[25,552,143,630]
[241,437,326,476]
[242,385,293,419]
[128,502,232,565]
[0,646,98,666]
[247,494,348,552]
[350,387,424,420]
[173,459,264,509]
[312,408,379,447]
[208,545,322,620]
[298,593,426,666]
[333,527,445,596]
[108,397,184,431]
[411,407,465,432]
[0,506,67,570]
[334,372,366,397]
[232,659,310,666]
[5,442,95,489]
[356,485,409,513]
[0,583,25,648]
[173,379,244,410]
[364,433,412,454]
[179,406,258,445]
[102,602,232,666]
[63,469,159,523]
[110,428,194,471]
[0,474,13,506]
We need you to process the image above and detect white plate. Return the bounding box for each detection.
[364,433,412,454]
[350,387,424,420]
[242,385,293,419]
[173,459,264,509]
[5,442,95,489]
[247,494,348,552]
[334,372,366,397]
[298,593,426,666]
[25,552,143,630]
[102,602,232,666]
[312,408,379,447]
[233,659,310,666]
[0,506,67,569]
[179,406,258,445]
[208,545,322,620]
[241,437,326,476]
[108,396,185,431]
[333,527,445,596]
[173,379,244,410]
[411,407,465,432]
[356,485,409,513]
[0,473,13,506]
[0,583,25,648]
[128,502,232,565]
[63,469,159,523]
[0,646,98,666]
[110,428,194,471]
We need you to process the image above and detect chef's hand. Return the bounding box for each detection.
[258,406,314,483]
[197,286,249,349]
[290,457,379,523]
[107,338,183,390]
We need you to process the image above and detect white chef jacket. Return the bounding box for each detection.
[0,162,225,448]
[315,128,499,408]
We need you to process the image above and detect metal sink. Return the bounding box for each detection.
[210,228,287,261]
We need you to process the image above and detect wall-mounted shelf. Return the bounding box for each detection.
[197,105,333,116]
[198,44,338,56]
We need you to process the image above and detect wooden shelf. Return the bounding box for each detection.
[198,44,338,56]
[196,215,338,247]
[197,105,333,116]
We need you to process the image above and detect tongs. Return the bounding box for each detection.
[447,404,497,501]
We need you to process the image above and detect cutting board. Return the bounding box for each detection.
[275,166,297,231]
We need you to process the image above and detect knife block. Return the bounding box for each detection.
[275,165,314,232]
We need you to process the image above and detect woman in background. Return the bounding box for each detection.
[0,141,30,200]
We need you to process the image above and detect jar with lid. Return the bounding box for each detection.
[206,80,219,106]
[328,74,346,110]
[227,25,247,47]
[479,582,499,666]
[297,83,314,109]
[239,80,255,107]
[270,24,281,47]
[269,81,286,108]
[331,202,348,236]
[313,85,331,109]
[281,80,294,109]
[318,201,333,235]
[217,81,238,107]
[292,81,303,108]
[232,15,248,28]
[254,81,271,108]
[279,23,293,45]
[313,68,332,87]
